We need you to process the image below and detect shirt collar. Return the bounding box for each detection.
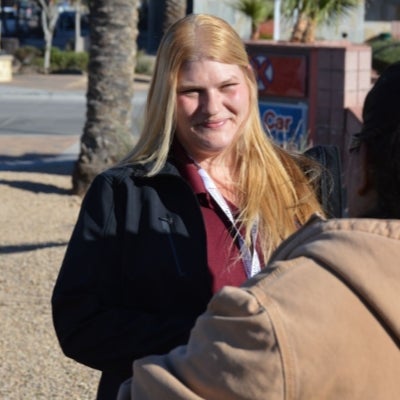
[171,140,207,196]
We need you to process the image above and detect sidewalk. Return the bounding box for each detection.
[0,73,150,174]
[0,74,107,398]
[0,72,89,93]
[0,73,151,397]
[0,72,151,93]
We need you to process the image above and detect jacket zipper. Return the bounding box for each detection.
[159,215,185,277]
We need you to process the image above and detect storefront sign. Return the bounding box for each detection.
[259,101,308,147]
[250,54,307,98]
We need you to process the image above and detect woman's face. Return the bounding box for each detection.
[175,59,250,162]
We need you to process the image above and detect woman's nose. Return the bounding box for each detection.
[201,90,220,115]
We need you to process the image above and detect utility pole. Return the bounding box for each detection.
[273,0,281,41]
[0,0,3,51]
[74,0,84,52]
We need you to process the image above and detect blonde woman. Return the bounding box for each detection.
[52,14,324,399]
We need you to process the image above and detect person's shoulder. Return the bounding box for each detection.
[270,215,400,260]
[83,165,145,198]
[305,217,400,240]
[100,164,143,182]
[99,161,179,183]
[241,216,400,297]
[96,162,160,186]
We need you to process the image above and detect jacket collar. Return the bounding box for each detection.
[129,158,180,178]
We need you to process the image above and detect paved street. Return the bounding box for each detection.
[0,73,150,174]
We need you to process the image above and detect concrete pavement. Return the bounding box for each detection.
[0,73,88,94]
[0,73,150,174]
[0,72,151,95]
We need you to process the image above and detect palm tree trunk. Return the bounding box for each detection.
[304,18,317,43]
[290,11,309,42]
[163,0,187,33]
[251,22,260,40]
[288,0,361,43]
[72,0,139,195]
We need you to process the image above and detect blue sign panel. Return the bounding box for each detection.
[259,101,308,148]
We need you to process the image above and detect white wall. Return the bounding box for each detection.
[193,0,251,39]
[317,3,366,43]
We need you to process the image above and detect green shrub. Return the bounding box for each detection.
[50,47,89,72]
[14,46,155,75]
[13,46,42,65]
[135,50,155,75]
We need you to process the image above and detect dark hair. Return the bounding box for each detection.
[359,62,400,218]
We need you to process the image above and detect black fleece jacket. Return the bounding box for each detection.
[51,162,213,399]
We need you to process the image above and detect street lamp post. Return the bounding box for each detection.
[0,0,3,51]
[273,0,281,41]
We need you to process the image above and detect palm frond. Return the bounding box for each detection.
[232,0,274,24]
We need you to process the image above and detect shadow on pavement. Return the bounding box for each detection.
[0,241,68,255]
[0,179,72,195]
[0,153,76,177]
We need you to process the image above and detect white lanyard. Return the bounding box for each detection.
[196,167,261,278]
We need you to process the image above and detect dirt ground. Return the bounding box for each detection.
[0,171,100,399]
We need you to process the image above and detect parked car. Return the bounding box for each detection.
[51,11,89,50]
[0,7,18,37]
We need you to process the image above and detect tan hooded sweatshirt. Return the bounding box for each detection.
[120,216,400,400]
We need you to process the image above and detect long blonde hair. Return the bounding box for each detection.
[123,13,324,261]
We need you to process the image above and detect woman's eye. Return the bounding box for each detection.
[221,83,238,90]
[178,89,200,96]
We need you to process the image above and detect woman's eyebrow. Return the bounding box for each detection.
[177,76,239,90]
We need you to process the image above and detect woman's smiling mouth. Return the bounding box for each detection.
[199,118,228,129]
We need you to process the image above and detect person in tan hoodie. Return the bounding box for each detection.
[117,54,400,400]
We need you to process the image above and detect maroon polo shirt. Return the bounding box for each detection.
[172,142,247,293]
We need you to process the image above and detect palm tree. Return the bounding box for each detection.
[163,0,187,33]
[232,0,274,40]
[284,0,362,43]
[72,0,140,195]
